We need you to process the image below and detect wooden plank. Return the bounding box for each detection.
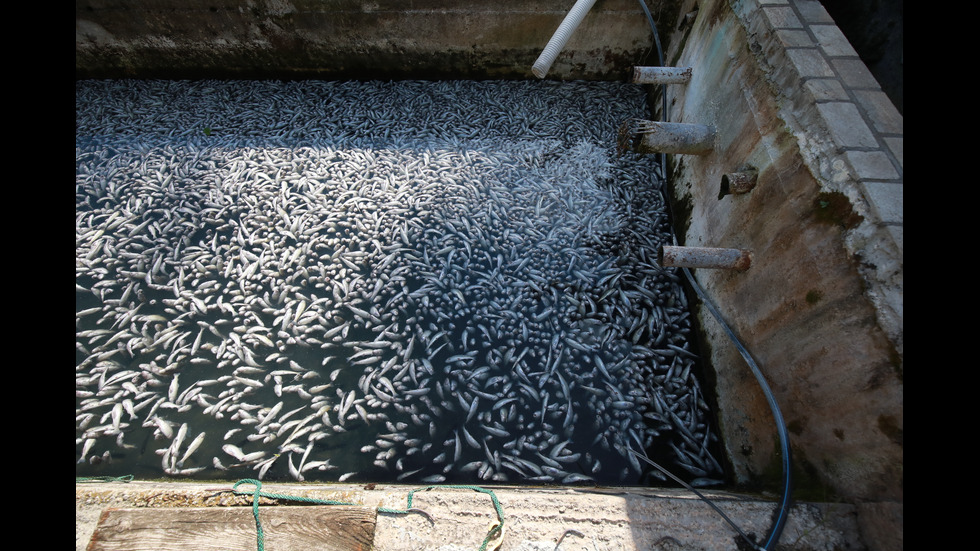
[87,506,376,551]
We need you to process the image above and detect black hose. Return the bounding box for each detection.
[635,0,668,177]
[681,265,793,550]
[627,448,764,548]
[634,2,794,548]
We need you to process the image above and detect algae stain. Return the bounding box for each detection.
[805,289,822,305]
[744,443,839,502]
[813,191,863,229]
[877,414,903,447]
[888,345,903,383]
[787,417,807,436]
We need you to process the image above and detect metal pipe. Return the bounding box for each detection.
[659,245,752,271]
[632,66,693,85]
[719,168,758,198]
[634,121,715,155]
[532,0,598,79]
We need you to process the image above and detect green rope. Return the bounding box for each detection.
[76,475,134,483]
[379,484,505,551]
[231,479,504,551]
[233,479,267,551]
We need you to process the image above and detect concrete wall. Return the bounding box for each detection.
[655,0,902,548]
[76,0,671,80]
[76,1,903,547]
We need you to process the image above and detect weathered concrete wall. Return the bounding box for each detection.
[76,0,672,80]
[655,0,902,549]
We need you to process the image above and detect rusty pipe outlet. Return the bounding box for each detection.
[632,66,693,85]
[634,121,715,155]
[659,245,752,271]
[719,167,758,199]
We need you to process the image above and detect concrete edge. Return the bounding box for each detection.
[77,480,869,550]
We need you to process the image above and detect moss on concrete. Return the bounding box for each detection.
[876,414,903,448]
[804,289,823,305]
[813,191,864,230]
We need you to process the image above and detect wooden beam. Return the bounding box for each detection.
[87,506,376,551]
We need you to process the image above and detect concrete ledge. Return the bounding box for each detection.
[76,480,868,550]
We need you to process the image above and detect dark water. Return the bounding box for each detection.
[76,79,724,487]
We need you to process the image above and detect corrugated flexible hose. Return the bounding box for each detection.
[531,0,598,78]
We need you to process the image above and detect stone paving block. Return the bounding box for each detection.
[763,6,803,28]
[811,24,859,57]
[845,150,900,181]
[859,181,903,224]
[786,48,835,78]
[884,225,903,252]
[853,90,903,134]
[817,102,878,148]
[831,58,882,89]
[776,29,814,48]
[795,0,835,24]
[883,137,903,170]
[805,78,848,101]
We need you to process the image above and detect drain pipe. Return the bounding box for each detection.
[660,245,753,271]
[719,167,759,198]
[532,0,598,79]
[635,121,716,155]
[633,66,693,84]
